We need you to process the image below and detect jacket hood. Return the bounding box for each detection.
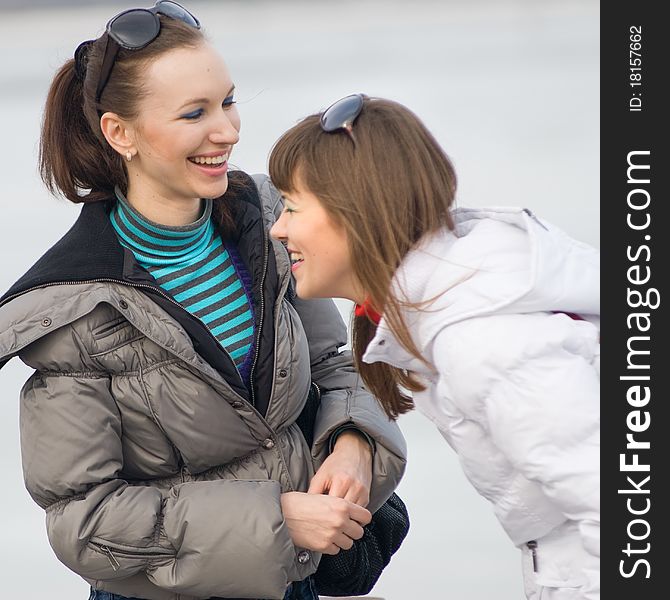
[364,206,600,369]
[0,199,124,306]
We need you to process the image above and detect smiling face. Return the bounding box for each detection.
[270,180,364,302]
[123,42,240,224]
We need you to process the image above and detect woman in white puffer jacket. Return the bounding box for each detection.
[267,94,600,599]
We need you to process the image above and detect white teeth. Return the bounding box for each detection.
[191,154,227,165]
[290,252,304,264]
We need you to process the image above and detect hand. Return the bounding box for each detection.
[280,491,372,554]
[309,430,373,507]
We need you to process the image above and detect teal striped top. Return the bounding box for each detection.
[110,189,255,379]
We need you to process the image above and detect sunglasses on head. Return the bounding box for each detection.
[86,1,200,107]
[319,93,366,145]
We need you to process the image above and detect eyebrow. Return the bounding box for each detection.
[177,85,236,111]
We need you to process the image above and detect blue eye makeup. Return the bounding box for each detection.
[181,108,204,120]
[180,93,234,119]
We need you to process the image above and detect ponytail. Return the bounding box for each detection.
[352,312,420,420]
[39,58,124,204]
[40,17,205,205]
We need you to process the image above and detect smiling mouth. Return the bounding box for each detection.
[288,251,304,271]
[188,154,228,168]
[289,251,304,266]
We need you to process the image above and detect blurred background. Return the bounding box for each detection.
[0,1,598,598]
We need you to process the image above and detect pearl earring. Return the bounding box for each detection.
[126,151,133,162]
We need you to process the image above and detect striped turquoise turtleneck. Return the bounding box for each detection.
[109,189,255,382]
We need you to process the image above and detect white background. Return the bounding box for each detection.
[0,1,598,598]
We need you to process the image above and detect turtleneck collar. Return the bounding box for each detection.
[111,187,215,266]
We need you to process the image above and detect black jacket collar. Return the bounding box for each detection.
[1,198,124,304]
[1,171,262,305]
[0,172,280,413]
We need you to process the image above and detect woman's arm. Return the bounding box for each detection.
[290,294,405,511]
[307,429,373,506]
[21,367,306,599]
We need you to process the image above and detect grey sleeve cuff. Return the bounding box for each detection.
[328,424,377,455]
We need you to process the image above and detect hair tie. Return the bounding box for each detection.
[74,39,95,82]
[354,298,382,325]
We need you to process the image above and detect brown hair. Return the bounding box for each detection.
[39,17,205,205]
[269,97,458,419]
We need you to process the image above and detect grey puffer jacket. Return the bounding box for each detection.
[0,173,406,600]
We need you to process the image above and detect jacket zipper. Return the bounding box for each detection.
[522,208,549,231]
[98,544,120,571]
[526,540,538,572]
[25,273,287,464]
[6,237,286,429]
[248,225,270,408]
[90,541,173,572]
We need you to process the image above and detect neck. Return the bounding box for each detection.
[114,186,208,231]
[348,279,369,306]
[124,181,202,227]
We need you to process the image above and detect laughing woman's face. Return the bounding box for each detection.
[119,42,240,223]
[270,181,361,302]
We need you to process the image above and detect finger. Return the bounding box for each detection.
[343,484,368,507]
[356,491,371,508]
[308,471,329,495]
[342,519,365,541]
[327,477,351,500]
[322,542,341,556]
[349,503,372,526]
[333,532,355,551]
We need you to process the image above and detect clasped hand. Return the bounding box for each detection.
[281,431,373,554]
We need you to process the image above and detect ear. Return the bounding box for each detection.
[99,112,136,159]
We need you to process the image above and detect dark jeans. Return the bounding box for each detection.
[88,577,318,600]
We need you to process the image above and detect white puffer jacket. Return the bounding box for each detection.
[363,207,600,600]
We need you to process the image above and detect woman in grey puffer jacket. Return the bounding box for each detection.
[0,4,406,600]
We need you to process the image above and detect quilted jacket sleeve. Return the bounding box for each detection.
[20,368,299,599]
[291,296,407,512]
[253,173,407,512]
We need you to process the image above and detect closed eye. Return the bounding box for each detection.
[181,108,204,120]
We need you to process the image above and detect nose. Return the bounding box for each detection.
[270,210,287,241]
[209,107,240,146]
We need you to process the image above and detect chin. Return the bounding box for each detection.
[294,287,313,300]
[198,176,229,200]
[294,281,316,300]
[295,282,333,300]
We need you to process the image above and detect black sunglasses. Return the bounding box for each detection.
[94,1,200,106]
[320,93,365,145]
